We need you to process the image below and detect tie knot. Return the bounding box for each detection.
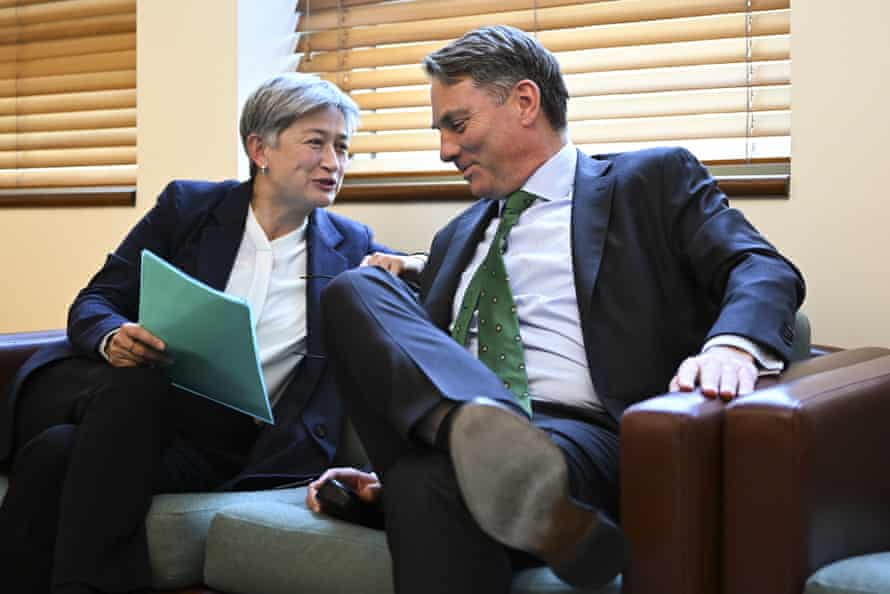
[504,190,536,216]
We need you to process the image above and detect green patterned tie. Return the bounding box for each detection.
[451,190,536,415]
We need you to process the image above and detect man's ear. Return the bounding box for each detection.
[513,79,542,128]
[246,134,267,170]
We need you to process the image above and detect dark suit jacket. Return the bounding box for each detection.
[419,147,805,419]
[1,179,389,489]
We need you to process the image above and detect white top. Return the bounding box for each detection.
[451,144,781,411]
[224,206,308,408]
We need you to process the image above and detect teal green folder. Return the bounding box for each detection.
[138,250,274,424]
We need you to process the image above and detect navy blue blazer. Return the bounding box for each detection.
[419,147,805,419]
[1,179,389,488]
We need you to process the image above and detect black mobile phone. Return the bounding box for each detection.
[317,478,384,530]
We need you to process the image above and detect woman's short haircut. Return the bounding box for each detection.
[422,25,569,132]
[239,73,360,176]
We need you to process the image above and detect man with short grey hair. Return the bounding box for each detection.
[312,25,804,594]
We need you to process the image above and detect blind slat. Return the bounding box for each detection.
[0,107,136,133]
[300,0,617,31]
[298,0,379,11]
[0,0,135,28]
[0,49,134,78]
[321,35,788,91]
[350,61,790,110]
[358,86,790,132]
[0,146,135,168]
[0,32,135,62]
[302,10,788,72]
[0,127,136,151]
[0,13,135,45]
[0,69,135,97]
[0,88,135,116]
[349,111,790,153]
[301,0,786,32]
[300,1,788,52]
[0,164,135,188]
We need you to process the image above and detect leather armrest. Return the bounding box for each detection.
[0,329,66,392]
[621,393,725,594]
[723,347,890,594]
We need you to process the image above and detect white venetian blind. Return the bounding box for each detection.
[0,0,136,202]
[295,0,790,186]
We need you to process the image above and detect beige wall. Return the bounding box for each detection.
[1,1,888,349]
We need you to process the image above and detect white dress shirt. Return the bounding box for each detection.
[450,144,781,411]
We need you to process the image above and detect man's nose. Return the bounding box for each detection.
[439,133,459,163]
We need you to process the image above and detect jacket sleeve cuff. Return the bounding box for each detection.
[703,334,784,375]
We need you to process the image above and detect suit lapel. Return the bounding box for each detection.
[425,199,499,329]
[197,181,252,291]
[572,150,615,326]
[305,209,347,356]
[270,208,347,423]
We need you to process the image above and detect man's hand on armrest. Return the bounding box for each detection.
[668,345,758,401]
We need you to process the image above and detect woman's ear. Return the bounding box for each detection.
[246,134,267,170]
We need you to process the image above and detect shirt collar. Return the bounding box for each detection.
[520,142,577,202]
[246,205,308,250]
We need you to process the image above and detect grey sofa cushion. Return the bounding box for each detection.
[805,552,890,594]
[205,501,621,594]
[1,474,307,591]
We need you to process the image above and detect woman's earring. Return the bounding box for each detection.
[259,164,268,175]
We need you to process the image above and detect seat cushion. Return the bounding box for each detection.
[805,552,890,594]
[0,473,307,591]
[204,501,621,594]
[147,487,309,589]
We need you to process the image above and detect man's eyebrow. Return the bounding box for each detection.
[432,109,469,130]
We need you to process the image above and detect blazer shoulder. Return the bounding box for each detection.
[155,179,241,219]
[592,146,699,173]
[313,208,375,247]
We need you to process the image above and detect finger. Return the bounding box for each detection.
[131,342,172,364]
[305,484,320,512]
[697,358,722,398]
[736,365,758,396]
[668,374,680,392]
[717,365,740,401]
[358,482,382,503]
[674,359,701,393]
[126,325,166,352]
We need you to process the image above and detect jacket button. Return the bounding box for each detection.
[313,424,327,439]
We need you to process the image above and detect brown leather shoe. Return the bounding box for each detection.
[448,398,627,588]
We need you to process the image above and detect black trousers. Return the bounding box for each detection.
[0,357,260,594]
[321,267,621,594]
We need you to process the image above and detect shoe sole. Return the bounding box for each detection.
[449,401,626,588]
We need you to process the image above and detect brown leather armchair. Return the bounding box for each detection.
[621,347,890,594]
[722,347,890,594]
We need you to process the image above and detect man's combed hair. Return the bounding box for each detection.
[423,25,569,132]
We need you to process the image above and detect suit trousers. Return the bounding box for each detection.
[321,267,620,594]
[0,357,260,594]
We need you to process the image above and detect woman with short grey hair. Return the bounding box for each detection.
[0,72,420,594]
